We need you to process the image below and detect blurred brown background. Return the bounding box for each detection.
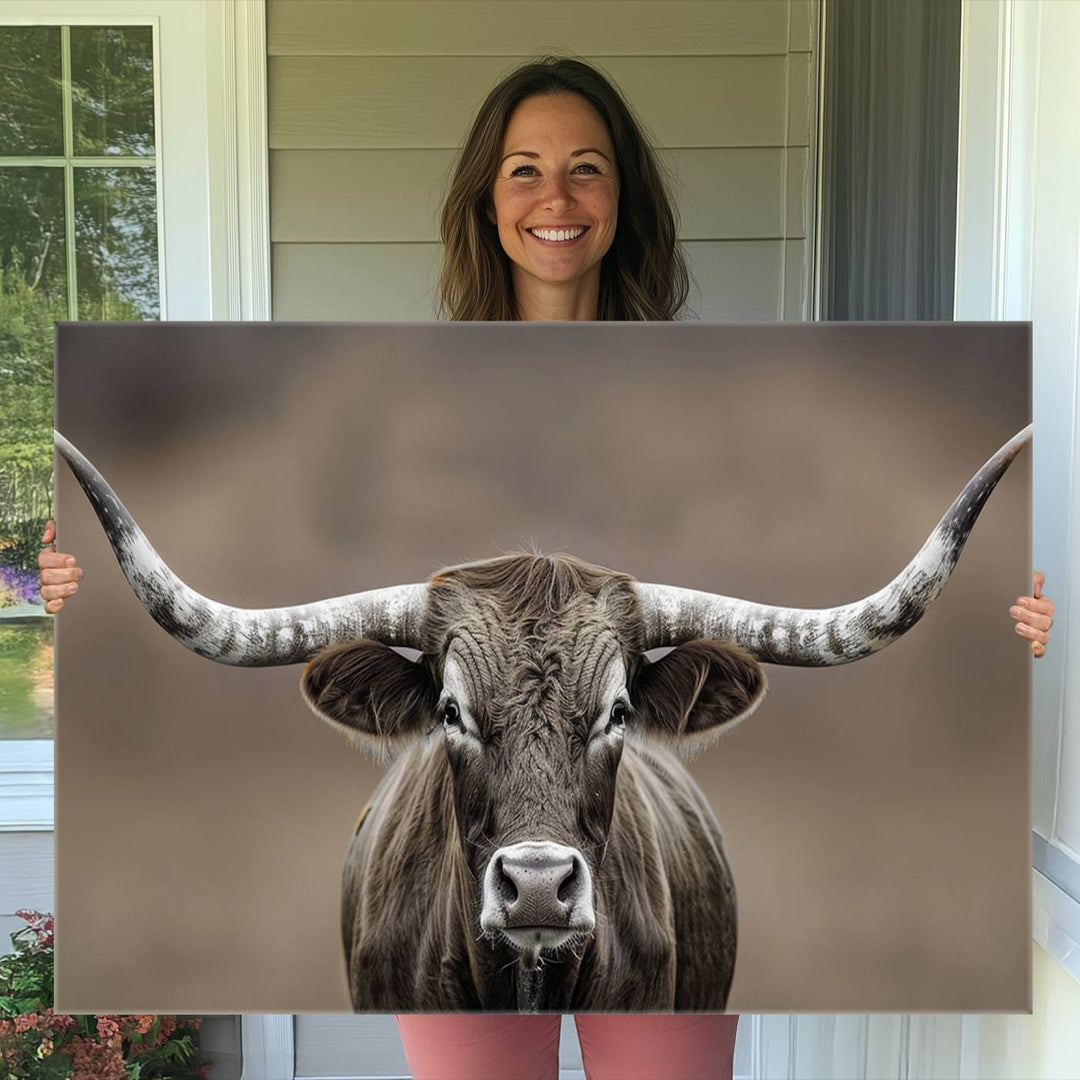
[54,321,1029,1013]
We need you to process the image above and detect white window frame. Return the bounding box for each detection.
[0,0,270,834]
[955,0,1080,982]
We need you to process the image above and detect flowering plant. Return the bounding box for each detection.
[0,911,208,1080]
[0,563,40,608]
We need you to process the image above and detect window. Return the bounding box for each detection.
[0,22,160,743]
[0,0,249,819]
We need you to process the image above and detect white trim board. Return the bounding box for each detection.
[955,0,1079,894]
[205,0,272,320]
[241,1015,293,1080]
[0,741,53,832]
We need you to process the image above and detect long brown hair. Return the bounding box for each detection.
[437,56,690,322]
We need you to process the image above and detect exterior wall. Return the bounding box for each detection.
[266,0,816,321]
[0,832,52,946]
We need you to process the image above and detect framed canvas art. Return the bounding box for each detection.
[53,321,1030,1014]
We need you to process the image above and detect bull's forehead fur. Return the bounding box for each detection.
[420,553,644,729]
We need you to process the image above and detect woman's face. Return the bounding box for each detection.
[490,92,619,294]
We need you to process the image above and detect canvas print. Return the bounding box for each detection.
[54,321,1030,1014]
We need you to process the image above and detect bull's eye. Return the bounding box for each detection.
[608,701,628,728]
[442,700,462,728]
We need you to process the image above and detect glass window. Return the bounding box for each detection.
[0,23,160,738]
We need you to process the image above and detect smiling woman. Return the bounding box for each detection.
[437,57,689,323]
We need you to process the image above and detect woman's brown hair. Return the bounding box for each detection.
[437,56,690,321]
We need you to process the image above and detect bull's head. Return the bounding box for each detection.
[296,553,766,962]
[55,424,1031,968]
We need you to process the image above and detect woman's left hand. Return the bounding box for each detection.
[1009,572,1055,658]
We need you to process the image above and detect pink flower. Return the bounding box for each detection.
[14,1013,40,1033]
[41,1008,77,1035]
[96,1014,122,1044]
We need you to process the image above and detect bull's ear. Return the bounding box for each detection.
[300,640,439,761]
[631,639,766,760]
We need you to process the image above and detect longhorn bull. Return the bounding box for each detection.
[55,425,1030,1012]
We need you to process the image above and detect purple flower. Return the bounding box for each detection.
[0,564,41,606]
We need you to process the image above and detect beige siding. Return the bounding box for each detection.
[789,0,814,51]
[271,149,452,242]
[784,238,811,320]
[787,51,814,146]
[274,243,442,321]
[682,239,800,321]
[270,56,790,149]
[268,0,817,321]
[268,1,793,57]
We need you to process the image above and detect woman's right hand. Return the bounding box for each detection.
[38,520,82,614]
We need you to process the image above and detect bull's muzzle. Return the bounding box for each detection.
[480,841,595,951]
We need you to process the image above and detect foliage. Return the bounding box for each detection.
[0,912,208,1080]
[0,260,57,582]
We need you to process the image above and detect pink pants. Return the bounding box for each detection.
[395,1014,738,1080]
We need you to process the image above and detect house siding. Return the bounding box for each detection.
[266,0,817,322]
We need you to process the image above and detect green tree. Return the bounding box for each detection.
[0,259,57,578]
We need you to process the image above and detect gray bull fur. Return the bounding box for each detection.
[56,425,1030,1011]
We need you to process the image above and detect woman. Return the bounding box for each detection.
[40,57,1054,1080]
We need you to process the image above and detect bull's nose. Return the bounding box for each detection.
[500,852,577,915]
[480,841,595,940]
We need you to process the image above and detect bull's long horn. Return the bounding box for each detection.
[54,432,427,664]
[634,424,1031,665]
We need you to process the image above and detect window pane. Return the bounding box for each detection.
[0,171,62,738]
[0,167,69,307]
[74,166,159,320]
[0,27,63,156]
[70,26,155,157]
[0,165,64,626]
